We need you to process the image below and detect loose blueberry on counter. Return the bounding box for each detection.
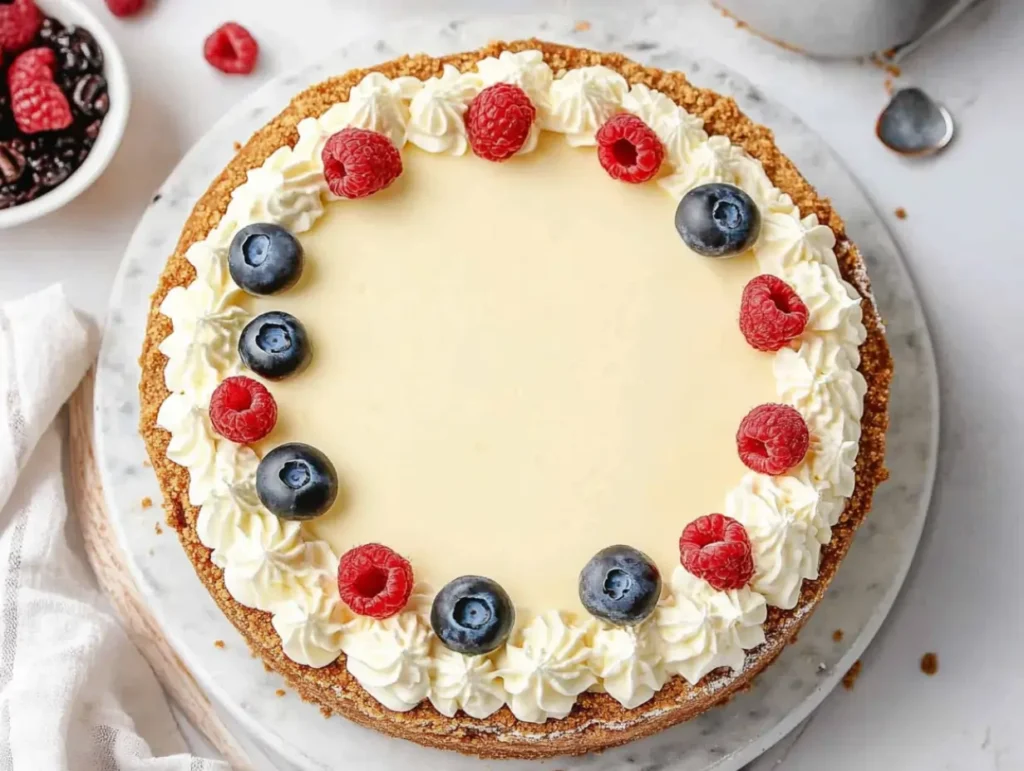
[238,311,310,380]
[579,545,661,626]
[431,576,515,655]
[228,223,304,295]
[256,443,338,520]
[675,182,761,258]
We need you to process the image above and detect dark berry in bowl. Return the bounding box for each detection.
[229,223,305,295]
[0,142,29,187]
[239,311,311,380]
[579,545,662,626]
[72,74,109,119]
[52,26,104,76]
[675,182,762,258]
[256,443,339,521]
[431,576,516,655]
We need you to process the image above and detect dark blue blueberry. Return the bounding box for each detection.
[228,223,304,295]
[674,183,761,258]
[430,576,515,655]
[239,311,311,380]
[579,545,661,626]
[256,443,338,520]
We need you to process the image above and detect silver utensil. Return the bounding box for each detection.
[876,88,955,157]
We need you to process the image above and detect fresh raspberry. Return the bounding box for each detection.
[321,128,402,199]
[105,0,145,18]
[0,0,42,56]
[337,543,414,620]
[465,83,536,162]
[596,113,664,183]
[10,81,72,134]
[680,513,755,591]
[737,403,809,475]
[209,376,278,444]
[7,47,56,93]
[203,22,259,75]
[739,275,809,351]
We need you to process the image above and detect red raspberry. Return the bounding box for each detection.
[203,22,259,75]
[209,376,278,444]
[465,83,536,162]
[737,403,809,475]
[7,47,56,93]
[105,0,145,18]
[0,0,42,56]
[596,113,664,183]
[10,81,72,134]
[337,544,414,620]
[321,128,403,199]
[680,513,755,591]
[739,275,809,352]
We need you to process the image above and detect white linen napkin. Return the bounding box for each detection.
[0,285,226,771]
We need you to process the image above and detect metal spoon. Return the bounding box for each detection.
[877,87,955,157]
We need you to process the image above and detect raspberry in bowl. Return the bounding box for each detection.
[0,0,129,228]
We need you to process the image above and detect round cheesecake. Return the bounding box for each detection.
[139,40,892,758]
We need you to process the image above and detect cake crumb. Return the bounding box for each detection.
[884,77,894,95]
[154,521,163,535]
[264,663,273,673]
[842,660,862,690]
[832,629,844,642]
[141,497,153,509]
[214,640,225,649]
[142,458,151,467]
[920,652,938,676]
[233,141,242,152]
[895,207,907,220]
[574,20,591,32]
[275,689,286,697]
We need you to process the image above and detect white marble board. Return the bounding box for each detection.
[92,15,939,771]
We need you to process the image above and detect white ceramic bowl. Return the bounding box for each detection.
[0,0,130,229]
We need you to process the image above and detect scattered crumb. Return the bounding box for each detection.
[574,20,591,32]
[884,77,894,95]
[233,140,243,152]
[142,458,151,467]
[275,689,287,697]
[153,521,163,535]
[842,660,863,690]
[886,63,902,77]
[214,640,225,649]
[141,497,153,509]
[832,629,844,642]
[920,652,939,676]
[264,663,273,673]
[895,207,907,220]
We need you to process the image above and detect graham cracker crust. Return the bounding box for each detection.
[138,40,892,759]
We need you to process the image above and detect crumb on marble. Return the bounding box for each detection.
[574,20,591,32]
[233,140,243,152]
[141,496,153,509]
[142,458,151,467]
[920,652,938,676]
[214,640,225,649]
[832,629,844,642]
[264,663,273,673]
[154,521,163,535]
[276,689,287,697]
[842,660,862,690]
[895,207,907,220]
[884,77,894,95]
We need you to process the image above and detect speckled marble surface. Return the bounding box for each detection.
[88,13,938,771]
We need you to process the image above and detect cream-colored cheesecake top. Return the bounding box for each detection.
[252,135,774,614]
[155,53,868,723]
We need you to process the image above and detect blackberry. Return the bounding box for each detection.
[52,26,104,77]
[71,74,109,119]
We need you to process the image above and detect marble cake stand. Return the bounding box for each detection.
[88,14,939,771]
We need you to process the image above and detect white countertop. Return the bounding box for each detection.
[2,1,1021,769]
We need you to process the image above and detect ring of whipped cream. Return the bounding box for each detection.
[156,51,867,724]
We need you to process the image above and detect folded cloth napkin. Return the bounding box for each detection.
[0,286,226,771]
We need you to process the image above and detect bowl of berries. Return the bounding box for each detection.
[0,0,129,228]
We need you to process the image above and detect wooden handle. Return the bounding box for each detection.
[68,370,255,771]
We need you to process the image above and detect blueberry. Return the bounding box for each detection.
[228,223,304,295]
[430,576,516,655]
[674,183,761,258]
[239,311,311,380]
[256,443,338,520]
[579,545,661,626]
